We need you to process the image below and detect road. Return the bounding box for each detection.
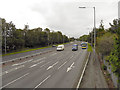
[2,42,88,88]
[2,43,72,62]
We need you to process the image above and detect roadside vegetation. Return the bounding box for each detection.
[87,43,92,52]
[1,18,72,54]
[79,19,120,86]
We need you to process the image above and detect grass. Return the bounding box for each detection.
[2,46,51,56]
[2,42,69,56]
[87,43,93,52]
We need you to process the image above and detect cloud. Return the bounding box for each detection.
[0,0,119,38]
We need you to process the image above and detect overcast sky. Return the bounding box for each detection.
[0,0,119,38]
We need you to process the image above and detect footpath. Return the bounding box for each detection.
[80,51,108,88]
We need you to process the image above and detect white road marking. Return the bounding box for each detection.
[34,75,51,89]
[40,61,51,68]
[12,59,33,66]
[29,60,45,68]
[0,73,29,89]
[47,61,59,70]
[76,52,90,89]
[2,65,25,76]
[30,64,37,68]
[69,55,74,59]
[67,62,75,72]
[33,57,46,63]
[58,61,67,70]
[51,53,57,56]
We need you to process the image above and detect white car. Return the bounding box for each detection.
[57,45,64,51]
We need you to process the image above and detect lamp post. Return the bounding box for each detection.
[79,6,96,49]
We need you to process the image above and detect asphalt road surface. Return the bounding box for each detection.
[2,43,74,62]
[1,42,88,88]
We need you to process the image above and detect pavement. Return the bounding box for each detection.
[80,51,108,88]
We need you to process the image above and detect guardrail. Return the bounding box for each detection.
[1,50,52,65]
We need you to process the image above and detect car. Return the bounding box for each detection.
[72,44,78,51]
[56,45,64,51]
[52,45,56,47]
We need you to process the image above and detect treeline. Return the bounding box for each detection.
[79,19,120,82]
[1,18,69,53]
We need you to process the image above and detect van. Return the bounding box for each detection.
[57,45,64,51]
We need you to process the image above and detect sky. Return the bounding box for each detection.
[0,0,119,38]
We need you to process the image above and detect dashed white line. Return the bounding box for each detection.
[29,64,37,68]
[29,60,45,68]
[1,65,25,76]
[33,57,46,63]
[0,73,29,89]
[58,61,67,70]
[69,55,74,59]
[34,75,51,89]
[40,61,51,68]
[47,61,59,70]
[12,59,33,66]
[67,62,75,72]
[51,53,57,56]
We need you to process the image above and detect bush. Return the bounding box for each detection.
[97,32,114,56]
[102,64,107,70]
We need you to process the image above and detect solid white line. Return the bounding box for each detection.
[34,75,51,89]
[1,73,29,89]
[76,52,90,89]
[58,61,67,70]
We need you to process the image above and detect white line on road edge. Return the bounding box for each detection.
[0,73,29,89]
[33,75,51,89]
[76,52,90,89]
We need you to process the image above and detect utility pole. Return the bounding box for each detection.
[93,7,96,50]
[5,29,6,54]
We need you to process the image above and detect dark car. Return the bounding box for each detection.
[72,44,78,51]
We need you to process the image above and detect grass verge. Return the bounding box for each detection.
[87,43,93,52]
[2,46,51,57]
[2,42,69,57]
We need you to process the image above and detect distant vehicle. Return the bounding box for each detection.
[52,45,56,47]
[81,42,87,49]
[81,42,87,46]
[57,45,64,51]
[72,44,78,51]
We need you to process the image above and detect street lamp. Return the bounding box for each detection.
[79,6,96,49]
